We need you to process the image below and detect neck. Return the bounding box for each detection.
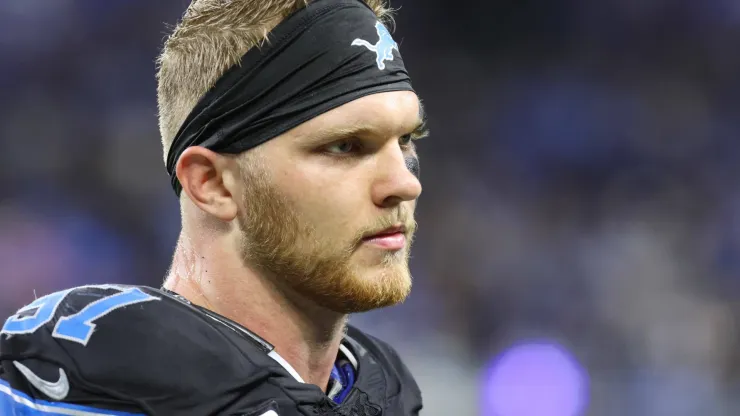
[163,234,347,389]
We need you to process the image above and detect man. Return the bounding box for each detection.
[0,0,427,415]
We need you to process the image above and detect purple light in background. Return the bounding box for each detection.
[481,341,589,416]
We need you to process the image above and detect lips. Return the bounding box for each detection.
[363,225,406,240]
[362,224,407,250]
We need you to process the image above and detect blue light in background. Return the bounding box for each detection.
[481,340,589,416]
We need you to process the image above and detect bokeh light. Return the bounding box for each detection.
[481,340,589,416]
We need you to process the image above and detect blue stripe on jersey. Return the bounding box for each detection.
[0,379,142,416]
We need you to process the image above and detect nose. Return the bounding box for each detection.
[370,146,422,209]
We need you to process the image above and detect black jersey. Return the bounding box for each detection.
[0,284,423,415]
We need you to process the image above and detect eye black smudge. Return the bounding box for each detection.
[405,156,420,179]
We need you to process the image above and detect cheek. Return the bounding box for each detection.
[276,157,374,233]
[279,173,364,230]
[306,186,364,232]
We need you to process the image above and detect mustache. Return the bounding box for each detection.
[350,210,417,248]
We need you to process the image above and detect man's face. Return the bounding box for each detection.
[235,91,425,313]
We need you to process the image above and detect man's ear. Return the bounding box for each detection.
[176,146,239,221]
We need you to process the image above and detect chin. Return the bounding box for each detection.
[342,264,413,312]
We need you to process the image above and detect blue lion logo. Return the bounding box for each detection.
[351,21,399,70]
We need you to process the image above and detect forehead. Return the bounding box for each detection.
[283,91,422,141]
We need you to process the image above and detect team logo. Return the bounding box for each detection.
[351,21,399,70]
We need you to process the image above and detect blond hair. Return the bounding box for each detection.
[156,0,393,164]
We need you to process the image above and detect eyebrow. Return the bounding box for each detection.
[309,100,430,143]
[412,100,430,140]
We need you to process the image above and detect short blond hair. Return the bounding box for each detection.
[156,0,393,164]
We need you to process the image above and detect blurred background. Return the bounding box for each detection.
[2,0,740,415]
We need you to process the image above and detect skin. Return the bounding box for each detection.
[163,90,424,391]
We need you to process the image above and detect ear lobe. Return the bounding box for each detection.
[176,146,238,222]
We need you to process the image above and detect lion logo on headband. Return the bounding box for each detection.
[351,21,399,70]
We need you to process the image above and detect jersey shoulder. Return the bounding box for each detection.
[344,325,423,414]
[1,284,166,355]
[0,284,291,415]
[0,285,168,414]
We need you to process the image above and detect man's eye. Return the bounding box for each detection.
[325,140,356,154]
[399,134,412,146]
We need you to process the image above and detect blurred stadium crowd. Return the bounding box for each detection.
[3,1,740,415]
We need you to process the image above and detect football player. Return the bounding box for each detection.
[1,0,427,414]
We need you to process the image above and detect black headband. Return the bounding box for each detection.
[166,0,415,196]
